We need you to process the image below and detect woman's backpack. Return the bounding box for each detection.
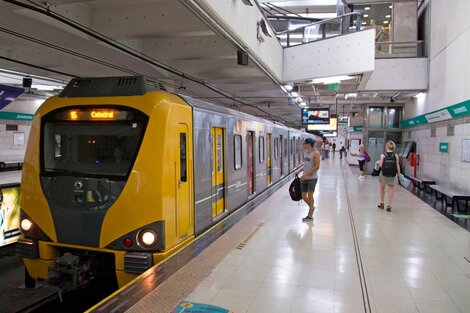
[289,175,302,201]
[364,151,371,163]
[381,153,397,177]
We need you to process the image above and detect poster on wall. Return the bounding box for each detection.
[13,132,25,146]
[350,139,360,155]
[0,185,21,247]
[462,139,470,163]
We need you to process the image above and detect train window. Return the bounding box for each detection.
[274,138,279,159]
[41,107,148,179]
[259,136,265,163]
[234,135,242,170]
[180,133,187,182]
[217,134,222,172]
[284,138,288,157]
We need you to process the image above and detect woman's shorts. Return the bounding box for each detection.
[301,178,318,193]
[379,173,398,186]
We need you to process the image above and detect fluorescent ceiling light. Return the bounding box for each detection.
[32,84,64,91]
[311,75,355,84]
[386,15,391,18]
[363,14,369,17]
[365,7,370,10]
[284,84,293,91]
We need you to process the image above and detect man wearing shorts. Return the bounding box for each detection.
[300,138,320,222]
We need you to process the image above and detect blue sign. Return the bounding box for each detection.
[0,85,24,110]
[171,301,232,313]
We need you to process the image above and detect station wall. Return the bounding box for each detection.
[0,99,40,163]
[402,0,470,189]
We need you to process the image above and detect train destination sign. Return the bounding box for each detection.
[59,108,133,121]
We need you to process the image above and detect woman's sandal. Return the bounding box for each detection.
[378,203,384,209]
[386,206,391,212]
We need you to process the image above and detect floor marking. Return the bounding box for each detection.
[235,223,264,250]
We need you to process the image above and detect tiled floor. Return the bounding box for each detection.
[128,156,470,313]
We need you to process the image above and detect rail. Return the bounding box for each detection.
[375,41,426,58]
[270,12,362,47]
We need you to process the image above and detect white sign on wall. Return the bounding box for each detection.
[462,139,470,163]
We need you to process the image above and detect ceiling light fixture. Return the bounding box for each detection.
[365,7,370,10]
[311,75,355,85]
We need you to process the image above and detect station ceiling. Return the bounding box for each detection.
[0,0,418,129]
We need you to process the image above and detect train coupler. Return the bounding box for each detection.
[48,253,92,290]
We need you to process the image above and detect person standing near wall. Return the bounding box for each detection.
[378,140,400,212]
[351,144,367,179]
[300,138,320,222]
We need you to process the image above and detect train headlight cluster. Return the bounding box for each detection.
[137,229,157,248]
[20,218,33,232]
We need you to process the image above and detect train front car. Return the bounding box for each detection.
[16,77,195,289]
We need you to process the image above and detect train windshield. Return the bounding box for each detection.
[41,107,148,179]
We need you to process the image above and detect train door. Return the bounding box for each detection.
[280,135,284,177]
[211,127,225,218]
[247,131,255,195]
[177,124,190,237]
[267,133,272,185]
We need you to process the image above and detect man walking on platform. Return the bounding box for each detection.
[300,138,320,222]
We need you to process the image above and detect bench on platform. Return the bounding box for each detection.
[404,174,436,192]
[0,161,23,170]
[428,184,470,213]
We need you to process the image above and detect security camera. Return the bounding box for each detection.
[390,93,399,103]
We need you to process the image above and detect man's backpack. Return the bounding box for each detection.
[381,153,397,177]
[289,175,302,201]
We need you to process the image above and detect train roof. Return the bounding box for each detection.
[59,76,166,98]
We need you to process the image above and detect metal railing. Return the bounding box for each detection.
[271,12,362,47]
[375,41,426,58]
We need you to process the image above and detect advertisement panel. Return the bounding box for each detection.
[0,85,24,110]
[0,185,21,247]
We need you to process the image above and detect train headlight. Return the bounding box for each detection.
[20,218,33,232]
[137,229,157,248]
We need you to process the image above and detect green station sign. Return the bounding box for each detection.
[0,112,33,121]
[439,142,449,153]
[401,99,470,128]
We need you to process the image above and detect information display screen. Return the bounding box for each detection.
[301,108,330,124]
[307,117,337,131]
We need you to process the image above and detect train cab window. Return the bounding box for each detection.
[180,133,187,182]
[234,135,242,170]
[259,136,265,163]
[41,106,148,179]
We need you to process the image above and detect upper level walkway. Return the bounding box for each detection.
[89,155,470,313]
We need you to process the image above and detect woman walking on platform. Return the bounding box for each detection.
[378,140,400,212]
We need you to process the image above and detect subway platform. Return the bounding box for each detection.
[88,156,470,313]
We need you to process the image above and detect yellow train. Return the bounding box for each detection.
[16,76,317,289]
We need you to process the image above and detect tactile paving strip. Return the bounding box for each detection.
[125,199,272,312]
